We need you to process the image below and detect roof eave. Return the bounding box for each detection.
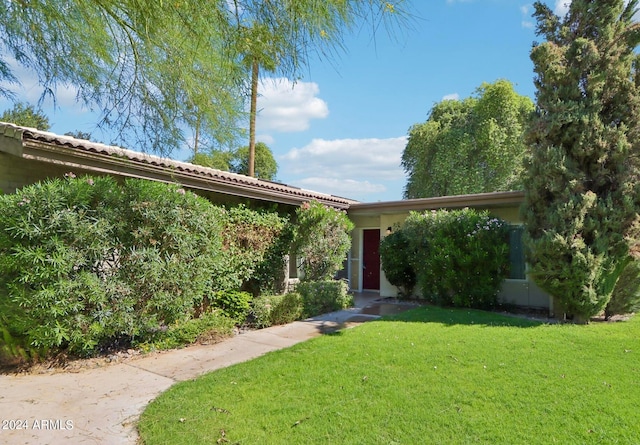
[0,122,354,209]
[348,190,525,215]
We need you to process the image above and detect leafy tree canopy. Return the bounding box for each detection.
[0,102,50,130]
[402,80,534,199]
[522,0,640,321]
[232,143,278,180]
[190,142,278,181]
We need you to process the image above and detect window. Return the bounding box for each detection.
[508,225,526,280]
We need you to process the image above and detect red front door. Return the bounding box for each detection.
[363,229,380,290]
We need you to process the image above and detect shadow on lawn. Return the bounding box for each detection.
[377,304,547,328]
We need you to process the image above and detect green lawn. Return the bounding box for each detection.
[138,306,640,444]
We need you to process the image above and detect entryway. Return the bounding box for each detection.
[362,229,380,291]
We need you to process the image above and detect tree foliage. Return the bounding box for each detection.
[232,143,278,180]
[1,1,412,156]
[190,142,278,180]
[522,0,640,322]
[0,102,50,130]
[402,80,534,198]
[1,1,244,153]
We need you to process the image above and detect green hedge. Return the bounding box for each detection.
[396,209,509,309]
[0,175,293,359]
[221,206,293,296]
[250,293,304,328]
[296,280,352,317]
[293,201,354,281]
[379,227,416,297]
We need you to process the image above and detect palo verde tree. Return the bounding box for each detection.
[402,80,534,198]
[0,1,245,154]
[522,0,640,322]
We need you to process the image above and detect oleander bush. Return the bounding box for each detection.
[297,280,352,317]
[0,175,227,357]
[403,208,509,309]
[0,174,302,360]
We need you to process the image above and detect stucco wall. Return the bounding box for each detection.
[0,152,73,194]
[348,204,552,311]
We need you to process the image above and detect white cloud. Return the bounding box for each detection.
[282,136,407,181]
[520,5,534,29]
[296,177,386,198]
[442,93,459,101]
[256,134,275,145]
[0,56,80,109]
[256,77,329,133]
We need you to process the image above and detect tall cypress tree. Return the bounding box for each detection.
[523,0,640,321]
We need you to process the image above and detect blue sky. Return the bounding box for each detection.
[1,0,572,203]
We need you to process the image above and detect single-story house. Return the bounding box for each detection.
[347,194,550,311]
[0,122,552,312]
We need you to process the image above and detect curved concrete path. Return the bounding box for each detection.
[0,305,380,445]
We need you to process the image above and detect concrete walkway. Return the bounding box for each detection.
[0,295,382,445]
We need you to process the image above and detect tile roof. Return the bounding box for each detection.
[0,122,357,208]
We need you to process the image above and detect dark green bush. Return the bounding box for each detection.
[403,209,509,309]
[293,201,354,281]
[380,228,416,297]
[250,293,303,328]
[0,175,226,357]
[115,179,226,328]
[606,260,640,319]
[0,175,124,355]
[296,280,352,317]
[209,290,253,323]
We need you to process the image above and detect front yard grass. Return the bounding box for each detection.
[138,306,640,444]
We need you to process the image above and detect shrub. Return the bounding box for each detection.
[220,206,292,295]
[296,280,352,317]
[380,228,416,297]
[0,175,124,355]
[605,260,640,319]
[0,175,227,357]
[293,201,354,281]
[209,291,253,323]
[250,293,303,328]
[116,179,226,325]
[403,209,509,309]
[138,310,235,351]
